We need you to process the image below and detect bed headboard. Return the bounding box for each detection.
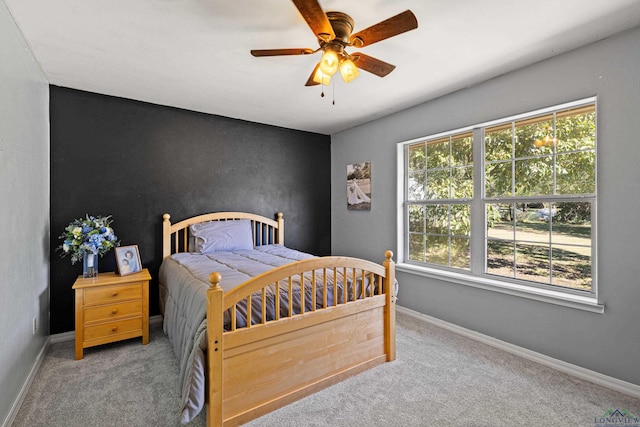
[162,212,284,259]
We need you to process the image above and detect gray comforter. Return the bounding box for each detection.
[159,245,315,424]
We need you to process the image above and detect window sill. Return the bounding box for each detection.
[396,263,604,314]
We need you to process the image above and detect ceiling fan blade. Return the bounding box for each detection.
[251,48,315,57]
[351,53,396,77]
[291,0,335,41]
[350,10,418,47]
[305,63,321,86]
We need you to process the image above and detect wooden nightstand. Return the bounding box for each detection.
[72,268,151,360]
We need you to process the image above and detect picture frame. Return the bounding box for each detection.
[115,245,142,276]
[347,161,371,210]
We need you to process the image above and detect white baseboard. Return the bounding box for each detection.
[49,315,164,343]
[6,314,165,426]
[2,337,50,427]
[396,305,640,399]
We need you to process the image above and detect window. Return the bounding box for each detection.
[400,98,596,297]
[408,132,473,269]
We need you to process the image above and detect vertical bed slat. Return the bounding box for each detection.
[246,295,252,327]
[182,230,188,253]
[299,273,305,314]
[352,268,357,301]
[311,270,317,311]
[343,267,348,304]
[323,268,328,308]
[275,280,280,321]
[261,288,266,324]
[288,277,293,317]
[368,272,374,297]
[231,304,237,331]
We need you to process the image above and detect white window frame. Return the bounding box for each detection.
[396,97,603,313]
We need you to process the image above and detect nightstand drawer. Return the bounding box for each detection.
[84,317,142,341]
[84,282,143,305]
[83,300,143,323]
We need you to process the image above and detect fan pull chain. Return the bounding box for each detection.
[332,84,335,105]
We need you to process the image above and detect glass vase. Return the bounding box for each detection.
[83,253,98,278]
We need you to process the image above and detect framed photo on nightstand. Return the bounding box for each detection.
[115,245,142,276]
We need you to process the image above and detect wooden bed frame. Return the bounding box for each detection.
[162,212,396,426]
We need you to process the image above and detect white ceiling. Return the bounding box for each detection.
[6,0,640,135]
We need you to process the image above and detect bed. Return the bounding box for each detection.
[160,211,396,426]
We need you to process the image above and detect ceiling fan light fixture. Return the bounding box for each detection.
[339,57,359,83]
[319,48,340,76]
[312,65,332,85]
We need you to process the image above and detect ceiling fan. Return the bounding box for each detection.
[250,0,418,86]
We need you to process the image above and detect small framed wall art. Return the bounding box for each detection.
[115,245,142,275]
[347,161,371,210]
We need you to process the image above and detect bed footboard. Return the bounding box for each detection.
[206,252,396,426]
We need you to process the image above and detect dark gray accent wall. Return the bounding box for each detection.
[50,86,331,334]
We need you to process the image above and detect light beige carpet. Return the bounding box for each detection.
[13,312,640,426]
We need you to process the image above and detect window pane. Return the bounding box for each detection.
[427,170,450,199]
[515,243,551,284]
[409,234,425,262]
[426,205,448,235]
[487,240,514,278]
[552,244,591,291]
[408,171,426,200]
[485,127,512,161]
[556,108,595,153]
[451,166,473,198]
[487,203,514,240]
[408,205,424,233]
[426,235,449,265]
[450,204,471,237]
[514,157,553,196]
[427,139,450,169]
[408,143,426,171]
[485,162,512,197]
[452,134,473,166]
[551,202,591,290]
[554,202,591,234]
[556,151,595,194]
[515,117,554,158]
[515,204,551,243]
[451,237,470,269]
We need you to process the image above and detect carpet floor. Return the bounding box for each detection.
[13,311,640,426]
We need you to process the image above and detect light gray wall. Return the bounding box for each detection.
[0,1,50,424]
[331,26,640,386]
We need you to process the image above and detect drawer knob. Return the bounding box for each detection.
[111,326,118,332]
[111,309,118,314]
[111,291,119,297]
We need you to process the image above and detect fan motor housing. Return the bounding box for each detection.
[326,11,354,43]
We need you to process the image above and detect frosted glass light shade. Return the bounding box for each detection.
[339,58,359,83]
[312,65,332,85]
[319,49,339,76]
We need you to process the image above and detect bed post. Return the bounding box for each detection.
[207,272,224,426]
[162,214,172,260]
[276,212,284,244]
[383,250,396,362]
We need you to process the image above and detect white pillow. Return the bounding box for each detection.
[190,219,254,253]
